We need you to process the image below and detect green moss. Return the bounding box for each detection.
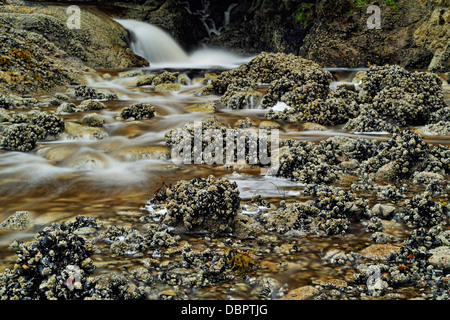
[295,3,314,28]
[385,0,398,13]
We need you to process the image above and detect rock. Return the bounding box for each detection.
[424,121,450,135]
[119,70,144,78]
[120,103,156,120]
[81,113,106,127]
[153,72,179,85]
[154,83,181,92]
[428,107,450,124]
[414,4,450,73]
[340,159,359,170]
[36,145,79,162]
[63,121,108,140]
[358,65,445,126]
[32,113,65,136]
[359,244,401,261]
[429,246,450,270]
[0,3,147,95]
[186,102,216,113]
[300,122,328,131]
[363,129,431,180]
[337,83,356,91]
[78,100,106,112]
[311,278,348,288]
[371,204,397,219]
[136,74,157,86]
[0,217,100,300]
[352,71,367,83]
[380,220,404,238]
[0,123,44,151]
[0,211,31,230]
[234,117,257,129]
[233,214,264,239]
[413,171,445,184]
[398,192,446,228]
[281,286,319,300]
[343,108,399,133]
[200,84,215,95]
[74,87,117,101]
[258,120,281,130]
[147,175,240,235]
[221,90,263,109]
[0,109,10,122]
[176,74,189,85]
[56,102,77,114]
[204,72,217,81]
[111,145,171,161]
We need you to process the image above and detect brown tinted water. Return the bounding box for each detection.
[0,67,449,299]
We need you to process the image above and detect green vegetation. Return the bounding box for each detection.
[385,0,398,13]
[295,3,314,28]
[349,0,398,14]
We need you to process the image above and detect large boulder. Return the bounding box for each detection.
[0,3,148,94]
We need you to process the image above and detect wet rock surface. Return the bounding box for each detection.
[0,3,449,302]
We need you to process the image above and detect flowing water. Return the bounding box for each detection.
[0,19,449,299]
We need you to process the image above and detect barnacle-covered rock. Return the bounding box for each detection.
[0,123,44,151]
[81,113,105,127]
[258,202,320,234]
[274,139,342,184]
[340,137,378,162]
[221,90,263,109]
[0,93,15,109]
[136,74,157,86]
[152,71,179,86]
[74,85,118,101]
[149,176,240,234]
[0,211,31,231]
[261,77,298,109]
[303,184,370,222]
[56,102,77,114]
[0,216,100,300]
[428,107,450,124]
[377,185,406,201]
[211,52,333,95]
[0,109,11,123]
[10,113,29,124]
[343,107,399,133]
[259,184,369,237]
[423,121,450,136]
[397,192,447,228]
[361,129,430,180]
[120,103,156,120]
[266,96,351,126]
[77,99,106,112]
[154,83,181,93]
[358,65,446,125]
[421,144,450,176]
[165,117,273,166]
[99,224,179,257]
[31,113,65,136]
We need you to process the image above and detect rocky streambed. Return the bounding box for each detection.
[0,1,449,301]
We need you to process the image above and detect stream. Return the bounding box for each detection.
[0,18,449,300]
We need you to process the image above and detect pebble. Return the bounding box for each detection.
[428,246,450,270]
[359,244,402,261]
[281,286,319,300]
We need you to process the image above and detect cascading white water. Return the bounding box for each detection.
[116,19,190,64]
[116,19,252,69]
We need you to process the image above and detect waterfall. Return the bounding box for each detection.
[116,19,253,69]
[115,19,190,64]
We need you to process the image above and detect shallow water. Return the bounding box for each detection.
[0,61,449,299]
